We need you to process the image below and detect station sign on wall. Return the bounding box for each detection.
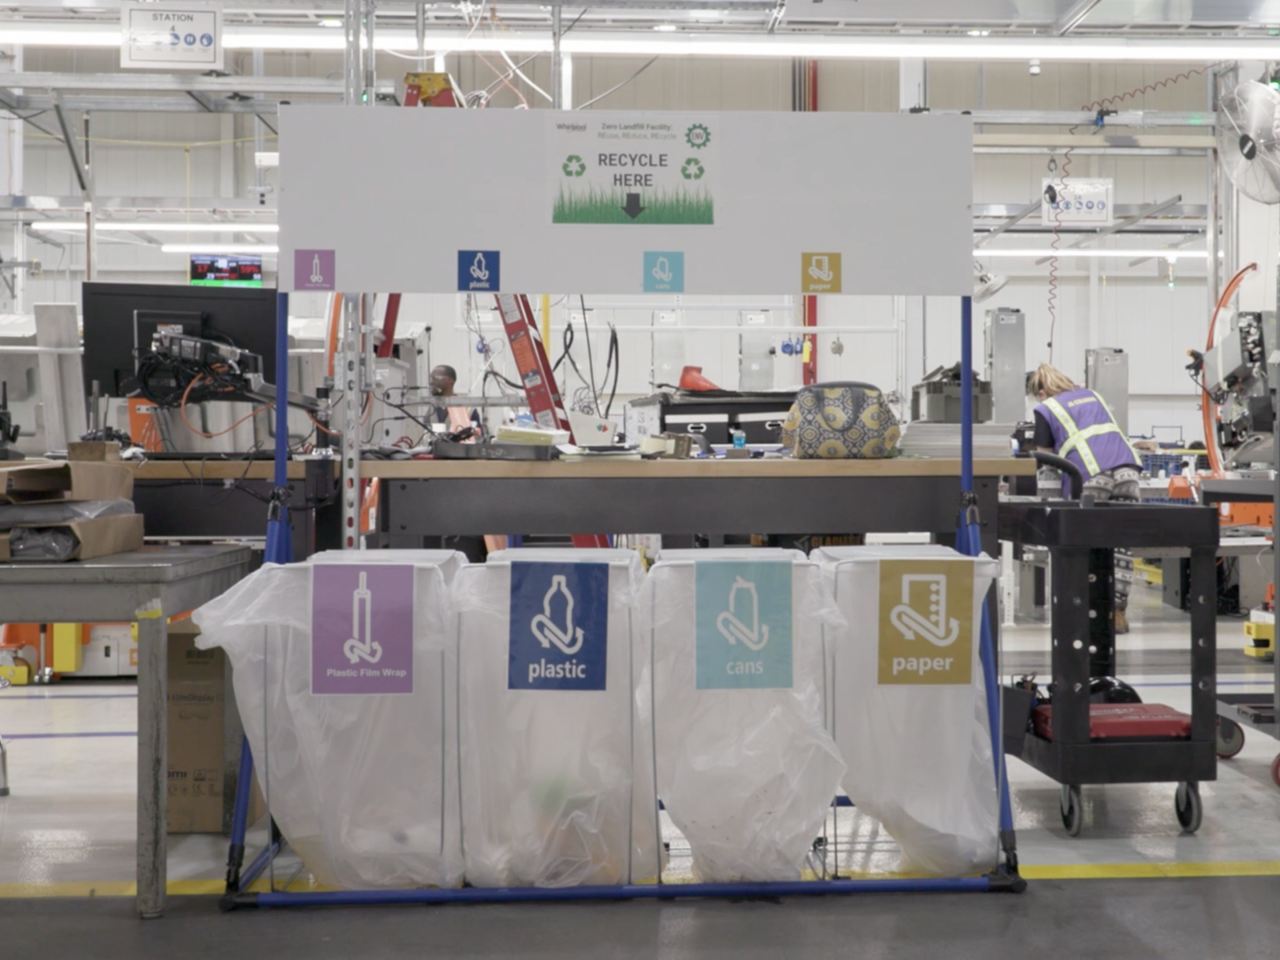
[121,2,223,71]
[279,107,973,296]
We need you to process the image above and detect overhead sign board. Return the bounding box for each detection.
[1041,177,1113,227]
[279,108,973,296]
[121,2,223,71]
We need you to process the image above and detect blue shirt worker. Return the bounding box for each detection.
[1028,362,1141,634]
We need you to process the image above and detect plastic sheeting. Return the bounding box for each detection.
[452,548,662,888]
[813,545,1000,877]
[191,551,466,890]
[0,498,134,531]
[646,548,846,883]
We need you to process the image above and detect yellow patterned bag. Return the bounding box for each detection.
[780,383,900,459]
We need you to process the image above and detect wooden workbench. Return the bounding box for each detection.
[359,457,1033,480]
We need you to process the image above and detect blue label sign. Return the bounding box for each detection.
[695,561,793,690]
[509,562,609,691]
[458,250,500,292]
[644,251,684,293]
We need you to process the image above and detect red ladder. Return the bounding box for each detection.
[494,293,610,549]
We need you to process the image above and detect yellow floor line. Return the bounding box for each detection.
[4,862,1280,897]
[1021,861,1280,880]
[0,877,319,898]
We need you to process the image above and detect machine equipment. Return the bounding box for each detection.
[0,382,21,461]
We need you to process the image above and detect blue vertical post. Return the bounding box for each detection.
[274,291,290,495]
[956,294,1019,884]
[226,290,292,901]
[264,291,293,567]
[960,296,974,494]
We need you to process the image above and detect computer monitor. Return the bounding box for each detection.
[81,282,278,398]
[189,254,264,288]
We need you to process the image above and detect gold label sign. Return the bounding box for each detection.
[800,252,842,293]
[877,560,974,685]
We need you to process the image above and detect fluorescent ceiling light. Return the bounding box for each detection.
[654,24,678,32]
[318,18,343,28]
[32,221,278,233]
[161,243,278,254]
[0,22,1276,62]
[255,152,280,168]
[979,248,1208,260]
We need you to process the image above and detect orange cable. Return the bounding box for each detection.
[326,293,343,378]
[1201,263,1258,477]
[180,374,272,439]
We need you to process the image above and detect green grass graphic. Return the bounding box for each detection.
[553,184,714,224]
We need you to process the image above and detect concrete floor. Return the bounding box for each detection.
[3,879,1279,960]
[0,580,1278,954]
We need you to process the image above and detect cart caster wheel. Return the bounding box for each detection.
[1175,782,1202,833]
[1216,717,1245,759]
[1271,755,1280,790]
[1060,784,1083,837]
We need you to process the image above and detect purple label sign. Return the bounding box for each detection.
[311,564,414,695]
[294,249,335,291]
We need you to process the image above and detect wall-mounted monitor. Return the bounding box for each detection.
[189,254,264,287]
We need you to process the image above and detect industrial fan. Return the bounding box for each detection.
[1217,80,1280,204]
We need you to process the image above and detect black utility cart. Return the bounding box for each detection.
[999,497,1220,836]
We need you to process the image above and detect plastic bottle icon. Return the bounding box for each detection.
[309,254,324,285]
[342,572,384,665]
[470,252,489,283]
[652,256,673,283]
[530,575,585,655]
[808,255,833,283]
[716,577,769,652]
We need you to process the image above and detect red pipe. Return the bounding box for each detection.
[802,59,819,385]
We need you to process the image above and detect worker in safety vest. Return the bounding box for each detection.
[430,364,482,438]
[1028,362,1141,633]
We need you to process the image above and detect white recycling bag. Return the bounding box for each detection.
[191,550,465,890]
[813,545,1000,877]
[452,548,662,887]
[646,548,847,883]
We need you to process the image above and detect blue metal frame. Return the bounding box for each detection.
[222,294,1024,909]
[223,291,294,899]
[241,876,996,909]
[956,296,1019,872]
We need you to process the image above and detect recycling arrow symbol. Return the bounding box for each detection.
[562,154,586,177]
[681,158,705,180]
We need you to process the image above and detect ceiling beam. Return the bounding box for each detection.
[1054,0,1106,37]
[8,93,283,114]
[1036,195,1183,264]
[51,93,91,196]
[973,198,1041,249]
[8,72,344,95]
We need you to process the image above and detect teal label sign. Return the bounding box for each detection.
[695,561,793,690]
[644,251,684,292]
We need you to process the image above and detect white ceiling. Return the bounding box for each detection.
[7,0,1280,35]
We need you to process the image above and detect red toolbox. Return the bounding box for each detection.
[1033,703,1191,741]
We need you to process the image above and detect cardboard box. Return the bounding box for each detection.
[0,513,145,562]
[167,626,263,833]
[167,632,226,833]
[0,460,133,504]
[67,441,122,462]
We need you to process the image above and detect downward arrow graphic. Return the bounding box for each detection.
[621,193,646,220]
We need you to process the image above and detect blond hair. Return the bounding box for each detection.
[1027,362,1078,398]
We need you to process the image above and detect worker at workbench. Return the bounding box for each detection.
[430,364,482,437]
[1028,362,1142,634]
